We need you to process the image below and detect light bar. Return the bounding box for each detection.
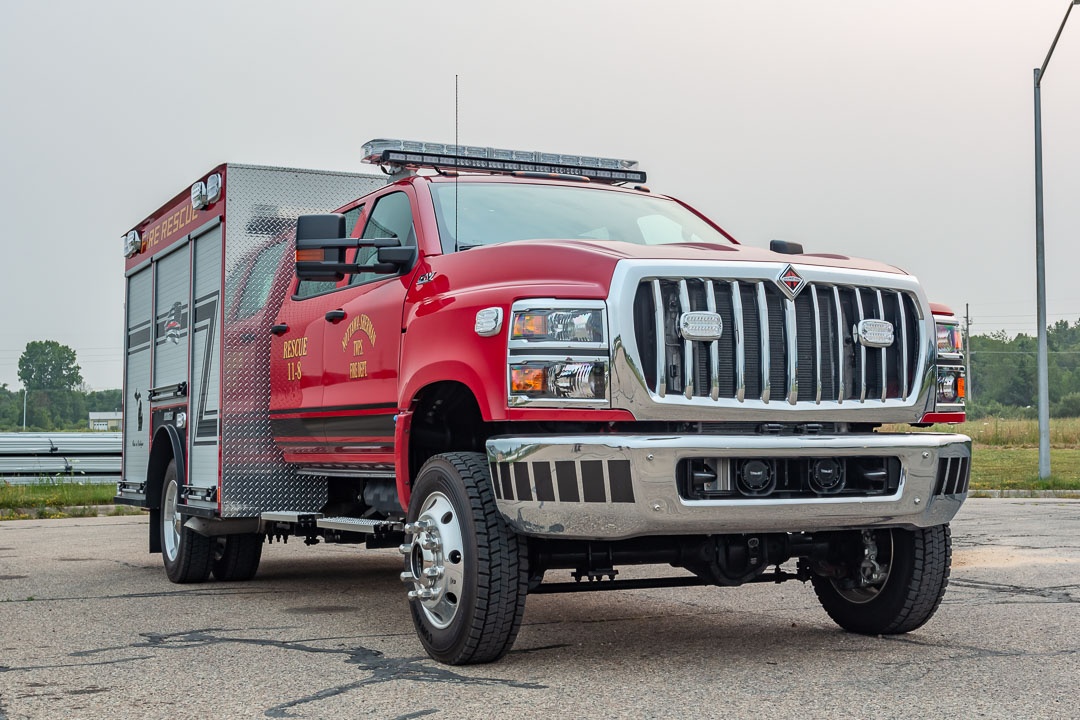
[361,138,646,184]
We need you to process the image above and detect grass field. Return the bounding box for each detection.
[884,417,1080,492]
[0,480,135,520]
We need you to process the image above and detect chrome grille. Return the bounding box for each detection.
[632,278,922,405]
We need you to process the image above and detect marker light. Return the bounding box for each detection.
[475,307,504,337]
[206,173,222,204]
[123,230,141,258]
[191,181,208,210]
[361,138,646,184]
[295,248,325,262]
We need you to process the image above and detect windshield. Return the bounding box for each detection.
[429,182,731,252]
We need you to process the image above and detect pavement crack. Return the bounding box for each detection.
[92,628,545,718]
[0,656,153,673]
[880,635,1080,667]
[0,587,279,604]
[950,578,1077,603]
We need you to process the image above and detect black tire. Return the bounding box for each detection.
[811,524,951,635]
[160,459,213,583]
[405,452,528,665]
[212,533,264,581]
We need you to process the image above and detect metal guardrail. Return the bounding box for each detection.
[0,432,121,485]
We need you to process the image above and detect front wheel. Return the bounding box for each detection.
[401,452,528,665]
[160,459,212,583]
[811,525,951,635]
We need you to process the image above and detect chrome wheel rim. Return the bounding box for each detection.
[402,491,465,630]
[162,479,181,562]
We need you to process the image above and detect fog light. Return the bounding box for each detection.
[736,459,776,496]
[808,458,845,494]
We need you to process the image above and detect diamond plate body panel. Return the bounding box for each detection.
[219,165,385,517]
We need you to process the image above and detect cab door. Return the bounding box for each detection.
[269,204,368,461]
[319,188,419,468]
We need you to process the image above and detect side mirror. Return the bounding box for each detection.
[770,239,804,255]
[295,214,350,282]
[295,213,418,281]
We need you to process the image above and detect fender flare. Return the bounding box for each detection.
[146,424,186,553]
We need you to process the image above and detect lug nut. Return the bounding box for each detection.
[423,566,443,579]
[400,571,416,584]
[398,544,411,555]
[407,588,435,601]
[420,536,440,551]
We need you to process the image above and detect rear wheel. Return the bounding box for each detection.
[212,533,264,581]
[811,525,951,635]
[160,460,212,583]
[401,452,528,665]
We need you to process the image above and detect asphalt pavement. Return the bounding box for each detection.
[0,498,1077,719]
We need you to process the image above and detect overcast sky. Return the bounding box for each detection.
[1,1,1079,391]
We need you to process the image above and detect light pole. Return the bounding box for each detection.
[22,387,27,432]
[1033,0,1080,479]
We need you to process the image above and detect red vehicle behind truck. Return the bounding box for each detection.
[118,141,969,665]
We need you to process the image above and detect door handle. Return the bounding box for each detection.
[325,309,346,323]
[270,323,289,336]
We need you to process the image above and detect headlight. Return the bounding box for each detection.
[937,366,966,404]
[510,361,607,399]
[936,322,963,356]
[511,308,604,343]
[508,300,609,406]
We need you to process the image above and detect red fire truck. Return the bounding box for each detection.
[119,141,969,665]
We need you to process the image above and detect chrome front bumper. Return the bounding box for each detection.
[485,433,971,540]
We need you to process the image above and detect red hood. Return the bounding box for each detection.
[481,238,908,276]
[426,238,910,305]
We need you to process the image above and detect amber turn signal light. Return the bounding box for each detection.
[511,367,546,393]
[295,249,324,262]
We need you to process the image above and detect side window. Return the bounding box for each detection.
[235,241,288,319]
[295,205,366,298]
[351,192,414,286]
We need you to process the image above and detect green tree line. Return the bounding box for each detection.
[0,385,121,432]
[969,318,1080,419]
[1,340,121,432]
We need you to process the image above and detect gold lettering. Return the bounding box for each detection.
[287,360,303,381]
[352,339,364,356]
[341,313,378,353]
[282,337,309,359]
[349,361,368,379]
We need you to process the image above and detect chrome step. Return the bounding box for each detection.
[316,516,403,534]
[262,511,323,523]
